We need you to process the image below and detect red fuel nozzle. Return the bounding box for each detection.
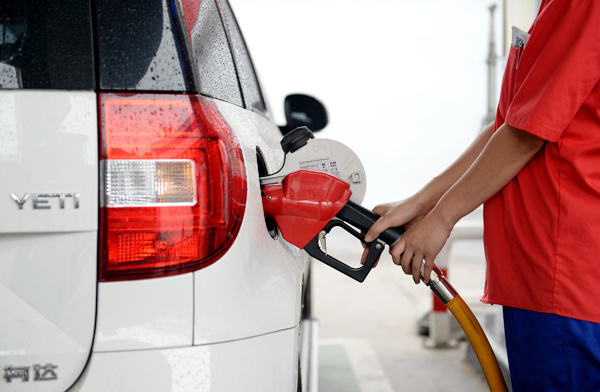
[261,170,394,282]
[262,170,352,249]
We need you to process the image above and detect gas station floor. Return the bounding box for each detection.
[313,234,499,392]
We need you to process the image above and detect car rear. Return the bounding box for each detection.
[0,0,311,391]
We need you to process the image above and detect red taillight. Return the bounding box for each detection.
[98,93,247,281]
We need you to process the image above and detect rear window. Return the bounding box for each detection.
[0,0,94,90]
[96,0,192,92]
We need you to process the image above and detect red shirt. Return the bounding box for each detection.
[482,0,600,323]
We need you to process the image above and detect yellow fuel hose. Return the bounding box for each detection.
[446,295,508,392]
[424,266,508,392]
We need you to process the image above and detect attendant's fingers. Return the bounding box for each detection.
[400,249,414,275]
[364,217,386,243]
[390,238,405,266]
[360,248,368,265]
[422,258,434,284]
[411,253,424,284]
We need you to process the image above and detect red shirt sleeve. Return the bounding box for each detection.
[505,1,600,142]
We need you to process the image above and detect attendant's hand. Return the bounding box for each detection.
[390,208,452,284]
[360,195,430,266]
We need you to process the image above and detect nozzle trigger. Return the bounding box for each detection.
[303,220,385,282]
[318,230,327,256]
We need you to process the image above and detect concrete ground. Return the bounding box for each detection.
[313,229,502,392]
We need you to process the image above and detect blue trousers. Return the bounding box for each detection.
[503,306,600,391]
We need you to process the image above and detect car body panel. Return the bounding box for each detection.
[192,99,303,345]
[0,91,97,390]
[0,91,98,233]
[93,274,193,352]
[71,326,299,392]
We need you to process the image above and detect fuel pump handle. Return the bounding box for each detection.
[261,170,404,283]
[303,220,386,283]
[336,200,406,246]
[302,200,405,282]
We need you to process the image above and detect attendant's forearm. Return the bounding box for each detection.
[433,123,546,226]
[416,122,495,212]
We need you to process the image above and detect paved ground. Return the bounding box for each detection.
[313,225,501,392]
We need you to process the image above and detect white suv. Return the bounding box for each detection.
[0,0,327,390]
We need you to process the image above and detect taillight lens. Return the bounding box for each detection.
[99,93,247,281]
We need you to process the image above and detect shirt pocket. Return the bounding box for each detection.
[498,44,522,116]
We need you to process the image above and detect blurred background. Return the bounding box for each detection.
[233,0,540,208]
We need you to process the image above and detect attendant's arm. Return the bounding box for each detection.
[365,122,495,238]
[393,123,545,283]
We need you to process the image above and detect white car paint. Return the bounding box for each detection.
[0,91,98,391]
[71,326,299,391]
[194,99,305,345]
[94,274,194,352]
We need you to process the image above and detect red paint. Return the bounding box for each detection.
[262,171,352,249]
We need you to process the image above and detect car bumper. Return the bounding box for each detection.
[70,325,303,392]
